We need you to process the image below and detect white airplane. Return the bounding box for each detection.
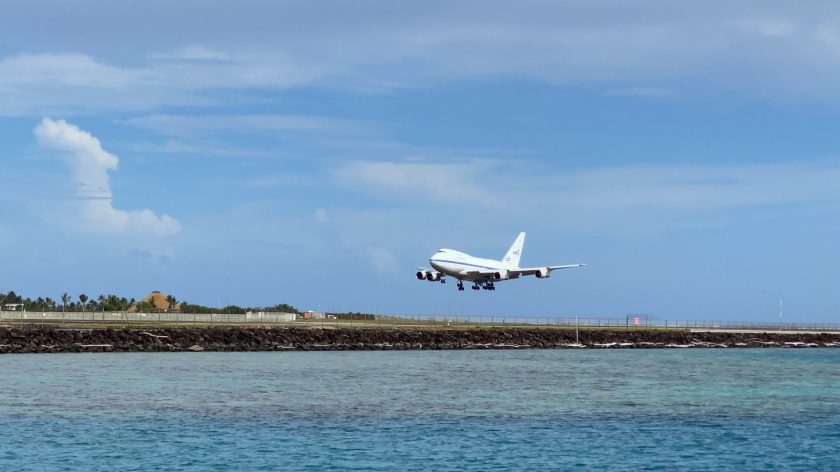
[416,232,585,291]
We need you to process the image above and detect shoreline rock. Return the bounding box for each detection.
[1,327,840,354]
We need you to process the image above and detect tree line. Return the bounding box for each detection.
[0,291,299,314]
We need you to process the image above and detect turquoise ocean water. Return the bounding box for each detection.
[1,349,838,470]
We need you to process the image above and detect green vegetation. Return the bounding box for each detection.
[177,302,300,314]
[0,290,299,314]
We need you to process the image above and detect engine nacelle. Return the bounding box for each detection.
[416,270,429,280]
[493,270,510,281]
[426,271,442,281]
[535,268,551,278]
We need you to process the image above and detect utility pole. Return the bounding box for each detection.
[779,293,783,321]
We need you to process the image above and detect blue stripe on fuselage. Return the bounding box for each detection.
[429,258,498,271]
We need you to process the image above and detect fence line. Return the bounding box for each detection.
[1,311,838,331]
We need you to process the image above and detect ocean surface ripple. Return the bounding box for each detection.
[1,350,838,470]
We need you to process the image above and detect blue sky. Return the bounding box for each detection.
[2,1,839,321]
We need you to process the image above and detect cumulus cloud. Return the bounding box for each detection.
[34,118,181,236]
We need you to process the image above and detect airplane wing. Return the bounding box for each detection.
[510,264,586,277]
[460,264,585,279]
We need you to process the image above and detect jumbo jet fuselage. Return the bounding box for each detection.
[429,249,528,282]
[416,232,584,291]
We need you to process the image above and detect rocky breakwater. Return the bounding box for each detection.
[1,327,840,354]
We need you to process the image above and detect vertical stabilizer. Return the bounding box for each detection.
[501,232,526,267]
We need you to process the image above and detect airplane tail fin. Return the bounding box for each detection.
[501,232,526,267]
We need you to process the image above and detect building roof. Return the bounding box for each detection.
[128,290,179,312]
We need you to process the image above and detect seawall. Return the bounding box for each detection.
[1,327,840,353]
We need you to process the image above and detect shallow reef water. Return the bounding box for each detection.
[1,349,838,470]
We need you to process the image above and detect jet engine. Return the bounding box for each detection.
[416,270,429,280]
[493,270,510,281]
[426,271,442,281]
[535,268,551,278]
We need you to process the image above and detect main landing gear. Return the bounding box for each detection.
[459,281,495,291]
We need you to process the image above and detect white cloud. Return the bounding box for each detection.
[314,209,330,223]
[34,118,181,237]
[148,45,232,62]
[333,158,840,235]
[0,53,142,89]
[736,19,797,38]
[122,113,357,137]
[129,139,283,159]
[0,52,323,115]
[605,87,679,98]
[245,172,312,188]
[0,54,181,115]
[544,162,840,211]
[366,246,399,274]
[335,161,494,203]
[5,3,840,114]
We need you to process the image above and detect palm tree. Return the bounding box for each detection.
[61,293,70,312]
[79,294,88,312]
[165,295,178,311]
[45,297,55,311]
[103,294,117,311]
